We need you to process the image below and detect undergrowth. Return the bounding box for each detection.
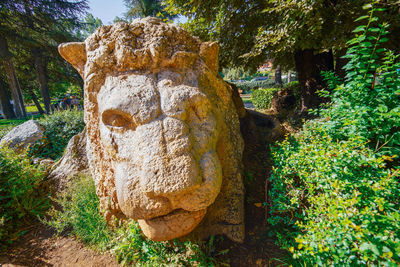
[0,146,48,246]
[269,4,400,266]
[45,174,225,266]
[29,109,84,160]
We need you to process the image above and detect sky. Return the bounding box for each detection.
[88,0,126,25]
[87,0,187,25]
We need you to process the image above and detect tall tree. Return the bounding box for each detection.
[0,0,88,114]
[124,0,176,20]
[0,34,27,118]
[0,74,16,119]
[79,14,103,39]
[165,0,400,112]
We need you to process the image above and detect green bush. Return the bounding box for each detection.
[269,125,400,265]
[29,109,85,160]
[251,88,280,110]
[232,79,276,93]
[46,174,224,266]
[0,146,48,244]
[268,6,400,265]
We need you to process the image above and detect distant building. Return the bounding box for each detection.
[257,60,273,73]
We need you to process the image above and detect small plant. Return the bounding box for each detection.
[29,109,85,160]
[251,88,280,110]
[0,145,48,245]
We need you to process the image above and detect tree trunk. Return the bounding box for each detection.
[294,49,334,114]
[287,70,292,83]
[275,65,282,86]
[29,88,45,114]
[33,48,51,114]
[0,76,16,119]
[0,35,27,118]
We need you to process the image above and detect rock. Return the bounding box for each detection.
[227,82,247,119]
[47,129,89,193]
[0,120,44,152]
[33,157,55,168]
[59,17,245,242]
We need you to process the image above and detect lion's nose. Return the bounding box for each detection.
[139,153,202,198]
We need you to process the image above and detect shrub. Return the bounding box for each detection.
[269,124,400,266]
[251,88,280,110]
[232,79,276,93]
[29,109,85,160]
[268,6,400,265]
[0,146,48,244]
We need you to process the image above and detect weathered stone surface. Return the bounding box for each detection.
[59,17,245,242]
[0,120,44,152]
[47,129,89,192]
[33,157,55,168]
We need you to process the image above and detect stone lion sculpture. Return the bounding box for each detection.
[58,17,244,242]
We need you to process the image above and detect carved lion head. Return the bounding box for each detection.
[59,17,244,242]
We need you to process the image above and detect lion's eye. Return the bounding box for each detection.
[102,109,134,129]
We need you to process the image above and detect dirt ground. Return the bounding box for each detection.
[0,226,119,267]
[0,110,287,267]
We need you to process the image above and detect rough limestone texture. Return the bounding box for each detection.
[58,17,245,242]
[47,129,89,192]
[0,120,44,152]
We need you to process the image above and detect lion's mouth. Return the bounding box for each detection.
[138,208,206,241]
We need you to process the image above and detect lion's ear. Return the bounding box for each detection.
[58,42,86,77]
[200,42,219,74]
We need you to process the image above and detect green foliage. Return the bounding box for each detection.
[1,0,89,108]
[123,0,176,21]
[222,66,270,81]
[113,222,223,266]
[222,67,251,81]
[45,174,112,249]
[232,79,276,94]
[0,146,48,244]
[251,88,280,110]
[46,174,224,266]
[164,0,400,70]
[319,10,400,156]
[270,126,400,265]
[78,13,103,39]
[284,81,299,92]
[269,6,400,265]
[29,109,84,160]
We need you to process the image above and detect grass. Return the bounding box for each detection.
[0,115,42,130]
[26,105,44,113]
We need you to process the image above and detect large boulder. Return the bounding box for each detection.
[0,120,44,152]
[58,17,245,242]
[47,129,89,192]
